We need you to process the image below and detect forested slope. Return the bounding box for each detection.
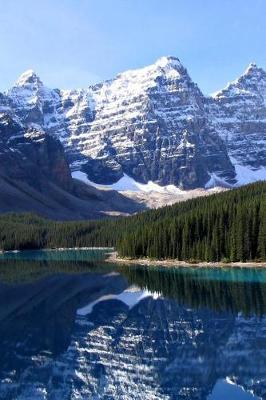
[0,182,265,262]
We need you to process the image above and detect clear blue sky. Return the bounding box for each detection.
[0,0,265,94]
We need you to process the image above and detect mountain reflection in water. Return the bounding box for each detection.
[0,250,265,399]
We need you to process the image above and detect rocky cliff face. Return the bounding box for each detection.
[77,57,235,188]
[208,63,266,184]
[0,112,144,219]
[0,113,72,190]
[1,57,266,189]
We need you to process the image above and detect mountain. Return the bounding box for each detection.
[0,113,144,219]
[1,57,265,193]
[209,63,266,185]
[1,266,265,400]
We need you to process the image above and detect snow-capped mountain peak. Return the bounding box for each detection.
[154,55,182,69]
[14,69,43,88]
[245,62,259,72]
[113,55,191,91]
[209,62,266,175]
[6,69,61,130]
[0,57,265,190]
[153,55,191,81]
[243,62,265,76]
[213,63,266,99]
[238,63,266,90]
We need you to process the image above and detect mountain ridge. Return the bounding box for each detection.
[0,56,265,191]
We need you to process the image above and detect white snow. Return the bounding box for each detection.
[230,157,266,186]
[72,170,227,209]
[15,69,38,86]
[205,173,233,189]
[207,378,258,400]
[77,287,160,316]
[110,55,183,95]
[205,161,266,189]
[72,170,187,194]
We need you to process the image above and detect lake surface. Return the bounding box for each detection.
[0,250,265,400]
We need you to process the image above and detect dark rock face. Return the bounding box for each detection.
[83,157,123,185]
[0,113,144,219]
[0,113,72,191]
[1,58,266,189]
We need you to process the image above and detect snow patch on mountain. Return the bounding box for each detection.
[205,173,233,189]
[208,378,258,400]
[231,157,266,186]
[72,170,227,209]
[77,287,160,316]
[72,170,187,194]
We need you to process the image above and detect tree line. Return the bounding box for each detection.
[122,264,266,316]
[0,182,265,262]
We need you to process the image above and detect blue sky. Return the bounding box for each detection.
[0,0,265,94]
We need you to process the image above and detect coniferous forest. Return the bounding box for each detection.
[0,182,265,263]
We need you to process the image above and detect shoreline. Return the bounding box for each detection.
[1,248,265,267]
[106,252,266,268]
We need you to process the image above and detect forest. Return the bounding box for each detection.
[0,182,265,262]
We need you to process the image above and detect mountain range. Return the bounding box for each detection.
[1,266,265,399]
[0,56,265,217]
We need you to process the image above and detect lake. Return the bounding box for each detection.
[0,249,265,400]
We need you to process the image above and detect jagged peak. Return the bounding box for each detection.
[212,62,266,98]
[242,62,266,78]
[154,55,182,69]
[244,62,260,73]
[233,62,266,89]
[14,69,43,87]
[115,55,187,83]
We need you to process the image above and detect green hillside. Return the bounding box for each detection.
[0,182,265,263]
